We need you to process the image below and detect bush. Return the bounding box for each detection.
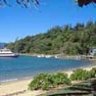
[51,73,71,86]
[28,73,71,90]
[89,68,96,78]
[28,73,52,90]
[70,69,90,81]
[28,68,96,91]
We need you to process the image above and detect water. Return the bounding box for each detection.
[0,56,92,82]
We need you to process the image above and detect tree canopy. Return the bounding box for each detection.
[0,0,39,7]
[76,0,96,7]
[0,0,95,7]
[7,21,96,55]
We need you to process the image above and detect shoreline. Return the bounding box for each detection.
[20,53,96,60]
[0,63,96,84]
[64,64,96,77]
[0,77,46,96]
[0,76,33,85]
[0,65,96,96]
[0,54,93,85]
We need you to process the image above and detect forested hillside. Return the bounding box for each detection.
[7,22,96,55]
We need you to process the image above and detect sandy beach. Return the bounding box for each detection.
[0,78,46,96]
[0,65,96,96]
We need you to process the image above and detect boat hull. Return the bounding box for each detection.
[0,54,19,57]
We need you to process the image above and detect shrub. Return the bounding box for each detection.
[28,72,71,90]
[28,73,52,90]
[70,69,90,81]
[89,68,96,78]
[51,73,71,86]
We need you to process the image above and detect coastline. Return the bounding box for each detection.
[0,64,96,96]
[64,64,96,77]
[20,53,56,59]
[20,53,96,60]
[0,78,46,96]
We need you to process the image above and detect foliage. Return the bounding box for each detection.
[29,68,96,91]
[28,73,71,90]
[76,0,96,7]
[0,0,39,7]
[89,68,96,78]
[7,22,96,55]
[0,0,96,8]
[51,73,71,86]
[70,69,90,81]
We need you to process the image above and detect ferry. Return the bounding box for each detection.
[0,48,19,57]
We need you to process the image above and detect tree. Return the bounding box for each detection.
[76,0,96,7]
[0,0,39,7]
[1,0,95,8]
[7,21,96,55]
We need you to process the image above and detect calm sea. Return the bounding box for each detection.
[0,56,92,82]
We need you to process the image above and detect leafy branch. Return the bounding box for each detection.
[0,0,40,7]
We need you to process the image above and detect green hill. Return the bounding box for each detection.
[7,21,96,55]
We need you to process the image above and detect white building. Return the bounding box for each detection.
[89,48,96,56]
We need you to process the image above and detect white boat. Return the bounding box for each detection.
[45,55,53,58]
[37,54,45,58]
[0,48,19,57]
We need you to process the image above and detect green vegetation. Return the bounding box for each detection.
[28,73,71,90]
[70,69,90,81]
[7,21,96,55]
[89,68,96,78]
[77,0,96,7]
[0,0,39,7]
[70,68,96,81]
[29,68,96,91]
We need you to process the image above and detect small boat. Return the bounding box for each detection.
[0,48,19,57]
[45,55,53,58]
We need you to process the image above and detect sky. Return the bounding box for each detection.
[0,0,96,43]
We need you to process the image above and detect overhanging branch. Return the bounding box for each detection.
[0,0,40,7]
